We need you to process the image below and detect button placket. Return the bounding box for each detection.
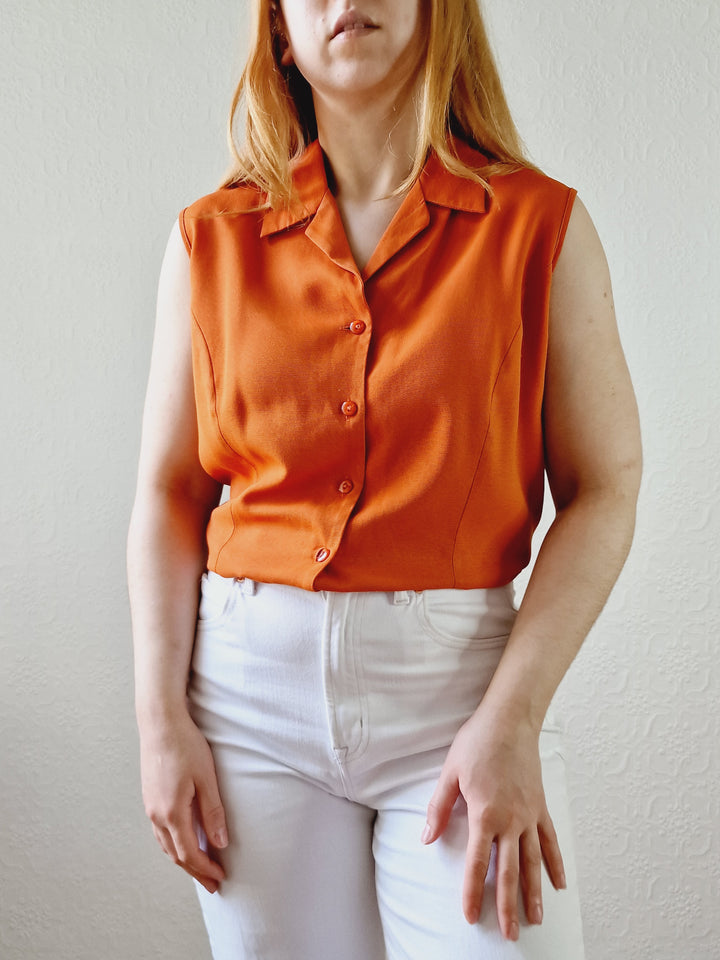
[313,294,369,582]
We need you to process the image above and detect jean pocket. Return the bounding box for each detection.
[417,587,516,649]
[196,571,239,627]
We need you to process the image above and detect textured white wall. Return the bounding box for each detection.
[494,2,720,955]
[1,2,717,959]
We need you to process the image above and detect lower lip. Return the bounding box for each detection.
[332,26,378,40]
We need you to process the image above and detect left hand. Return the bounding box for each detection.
[422,706,567,940]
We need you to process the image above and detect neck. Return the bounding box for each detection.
[312,83,421,204]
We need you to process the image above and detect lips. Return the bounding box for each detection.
[330,10,379,40]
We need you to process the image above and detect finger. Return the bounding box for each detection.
[167,806,226,884]
[152,821,221,893]
[423,772,460,844]
[461,818,493,924]
[196,774,229,850]
[538,812,566,890]
[519,828,544,925]
[495,834,520,941]
[185,865,221,895]
[152,823,176,859]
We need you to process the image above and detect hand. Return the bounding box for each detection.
[422,707,566,940]
[139,709,229,894]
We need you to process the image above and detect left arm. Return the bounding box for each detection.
[422,197,642,939]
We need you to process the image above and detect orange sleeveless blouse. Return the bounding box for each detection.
[180,139,576,591]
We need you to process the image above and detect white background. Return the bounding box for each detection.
[1,1,718,957]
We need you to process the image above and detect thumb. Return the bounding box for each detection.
[422,771,459,844]
[196,773,229,849]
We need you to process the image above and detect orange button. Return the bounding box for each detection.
[348,320,366,335]
[315,548,330,563]
[341,400,358,417]
[338,479,354,495]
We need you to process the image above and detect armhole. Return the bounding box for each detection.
[551,187,577,271]
[179,207,192,256]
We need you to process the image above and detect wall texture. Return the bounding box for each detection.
[1,1,717,958]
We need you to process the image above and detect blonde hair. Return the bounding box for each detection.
[221,0,532,205]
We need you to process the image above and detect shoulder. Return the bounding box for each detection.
[450,139,576,236]
[486,164,575,221]
[482,163,577,267]
[179,182,267,253]
[183,180,266,219]
[551,196,610,291]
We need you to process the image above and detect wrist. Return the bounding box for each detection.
[476,634,560,735]
[135,692,191,733]
[473,688,548,739]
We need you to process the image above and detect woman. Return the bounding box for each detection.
[127,1,642,957]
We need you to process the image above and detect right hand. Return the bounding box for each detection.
[139,709,229,893]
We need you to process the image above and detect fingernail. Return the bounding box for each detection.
[531,901,543,924]
[214,827,228,848]
[509,921,519,941]
[558,870,567,890]
[421,823,432,844]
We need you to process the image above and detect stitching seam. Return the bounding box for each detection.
[191,312,259,567]
[450,323,522,586]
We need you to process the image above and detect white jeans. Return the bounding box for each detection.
[187,573,585,960]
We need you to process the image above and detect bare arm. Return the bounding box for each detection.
[423,197,642,937]
[480,197,642,730]
[128,220,221,721]
[127,221,227,892]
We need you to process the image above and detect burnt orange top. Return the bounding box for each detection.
[180,139,576,591]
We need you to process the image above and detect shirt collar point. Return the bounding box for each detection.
[420,140,491,214]
[260,203,314,238]
[261,141,326,237]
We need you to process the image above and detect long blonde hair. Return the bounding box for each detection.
[221,0,532,204]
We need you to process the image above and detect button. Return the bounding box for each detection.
[348,320,366,335]
[315,548,330,563]
[341,400,358,417]
[338,479,354,495]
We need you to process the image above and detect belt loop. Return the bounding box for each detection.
[238,577,256,596]
[393,590,411,605]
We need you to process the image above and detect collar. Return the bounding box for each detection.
[420,138,490,214]
[260,137,488,238]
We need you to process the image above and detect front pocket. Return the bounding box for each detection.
[418,587,515,649]
[196,571,239,627]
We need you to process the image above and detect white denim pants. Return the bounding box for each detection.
[187,573,585,960]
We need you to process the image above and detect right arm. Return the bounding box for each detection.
[127,220,228,893]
